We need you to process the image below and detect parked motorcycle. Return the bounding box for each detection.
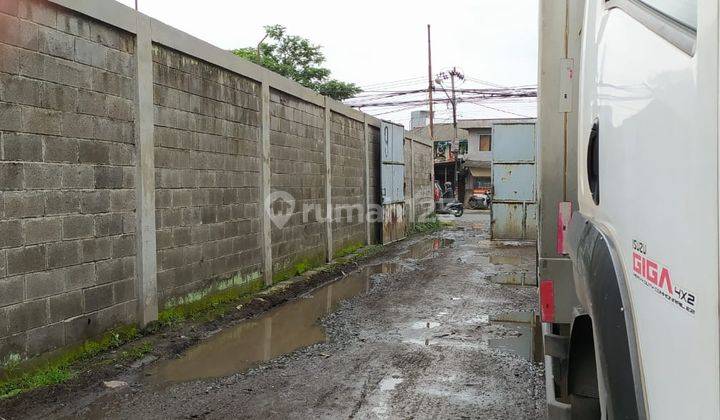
[434,181,464,217]
[468,192,491,210]
[442,201,464,217]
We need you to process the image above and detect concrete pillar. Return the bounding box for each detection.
[324,101,333,261]
[409,138,416,224]
[259,82,273,286]
[133,14,158,326]
[363,118,371,245]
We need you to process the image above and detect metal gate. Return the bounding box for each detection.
[381,121,405,244]
[491,123,537,240]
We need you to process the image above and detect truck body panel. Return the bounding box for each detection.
[575,0,719,417]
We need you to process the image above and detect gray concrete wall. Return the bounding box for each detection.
[0,0,138,358]
[0,0,434,360]
[412,141,434,220]
[330,112,365,254]
[269,89,326,273]
[152,45,262,304]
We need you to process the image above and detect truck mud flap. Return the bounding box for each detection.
[543,323,571,419]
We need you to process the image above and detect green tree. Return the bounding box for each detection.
[233,25,362,101]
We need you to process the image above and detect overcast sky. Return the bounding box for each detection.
[115,0,538,126]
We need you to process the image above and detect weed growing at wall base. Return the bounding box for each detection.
[0,326,140,399]
[157,275,266,326]
[333,242,365,259]
[408,214,444,235]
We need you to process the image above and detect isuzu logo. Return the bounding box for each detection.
[631,240,696,316]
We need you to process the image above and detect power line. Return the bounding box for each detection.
[358,76,426,90]
[466,101,533,118]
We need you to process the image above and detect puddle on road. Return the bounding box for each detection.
[468,254,524,267]
[410,321,441,329]
[488,255,523,265]
[487,311,542,363]
[148,261,401,385]
[378,376,404,391]
[488,272,534,286]
[405,237,454,259]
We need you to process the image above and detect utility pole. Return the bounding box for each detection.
[436,67,464,198]
[427,25,434,141]
[450,67,459,147]
[257,33,269,61]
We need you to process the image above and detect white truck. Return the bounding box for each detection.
[538,0,714,419]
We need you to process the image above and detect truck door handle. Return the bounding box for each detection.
[587,120,600,205]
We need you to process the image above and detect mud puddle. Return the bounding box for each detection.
[147,237,452,385]
[487,311,542,362]
[404,237,453,259]
[488,272,534,286]
[147,262,399,385]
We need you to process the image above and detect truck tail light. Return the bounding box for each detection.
[540,280,555,323]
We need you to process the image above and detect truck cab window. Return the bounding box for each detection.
[606,0,697,54]
[639,0,696,30]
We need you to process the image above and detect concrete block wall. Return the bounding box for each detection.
[367,125,382,245]
[403,138,413,221]
[413,141,434,219]
[0,0,138,357]
[269,89,326,273]
[330,112,365,253]
[152,45,262,304]
[0,0,435,360]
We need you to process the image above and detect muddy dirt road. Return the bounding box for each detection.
[8,211,545,419]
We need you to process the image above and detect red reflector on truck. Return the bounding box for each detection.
[540,280,555,323]
[557,202,572,255]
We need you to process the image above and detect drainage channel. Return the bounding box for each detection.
[147,237,452,385]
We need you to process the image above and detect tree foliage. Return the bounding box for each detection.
[233,25,361,101]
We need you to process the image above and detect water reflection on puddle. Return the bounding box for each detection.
[149,262,400,385]
[470,255,524,267]
[410,321,441,329]
[487,272,534,286]
[487,311,542,363]
[405,237,453,259]
[489,255,523,265]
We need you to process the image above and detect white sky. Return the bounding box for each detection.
[115,0,538,126]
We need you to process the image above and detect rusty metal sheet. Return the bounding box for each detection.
[381,121,404,164]
[491,203,525,240]
[380,121,405,205]
[491,202,538,240]
[526,203,538,240]
[493,164,536,201]
[382,203,406,244]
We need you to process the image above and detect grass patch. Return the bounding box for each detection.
[408,214,445,235]
[157,277,266,326]
[0,325,139,399]
[118,341,153,362]
[272,256,324,284]
[333,242,364,259]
